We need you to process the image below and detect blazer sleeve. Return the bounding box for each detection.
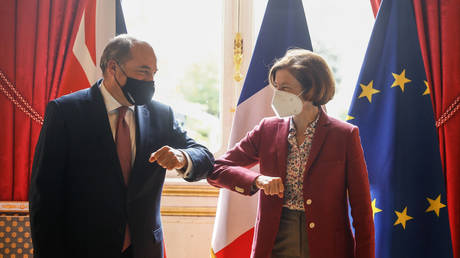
[167,106,215,182]
[206,120,266,196]
[29,100,67,257]
[346,126,375,258]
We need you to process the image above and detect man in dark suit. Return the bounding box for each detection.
[29,35,214,258]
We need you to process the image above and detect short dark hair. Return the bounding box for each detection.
[268,48,335,106]
[100,34,140,74]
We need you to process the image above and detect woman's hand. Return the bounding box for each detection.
[255,175,284,198]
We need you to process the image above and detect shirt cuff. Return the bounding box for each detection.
[176,150,193,178]
[251,176,260,194]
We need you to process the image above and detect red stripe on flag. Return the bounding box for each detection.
[370,0,381,18]
[58,53,91,97]
[214,227,254,258]
[84,0,97,65]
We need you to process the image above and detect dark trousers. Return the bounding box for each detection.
[271,208,310,258]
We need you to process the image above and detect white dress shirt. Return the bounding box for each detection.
[99,81,192,177]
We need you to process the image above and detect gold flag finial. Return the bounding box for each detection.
[233,32,244,82]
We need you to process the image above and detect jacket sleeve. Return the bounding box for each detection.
[29,100,67,257]
[206,120,266,196]
[346,126,375,258]
[167,107,215,182]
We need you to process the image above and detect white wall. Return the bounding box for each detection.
[161,180,219,258]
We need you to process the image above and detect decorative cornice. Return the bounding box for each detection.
[162,184,219,197]
[0,201,29,213]
[160,206,216,217]
[0,202,217,217]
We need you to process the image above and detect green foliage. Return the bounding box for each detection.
[176,62,220,117]
[313,41,342,86]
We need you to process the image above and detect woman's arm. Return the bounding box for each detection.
[207,120,265,196]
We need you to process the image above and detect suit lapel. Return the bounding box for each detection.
[304,108,331,176]
[88,81,126,187]
[128,104,160,200]
[128,105,150,193]
[276,118,290,181]
[133,105,150,169]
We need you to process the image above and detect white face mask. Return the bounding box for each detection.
[271,89,304,117]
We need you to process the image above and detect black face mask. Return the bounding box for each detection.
[114,64,155,105]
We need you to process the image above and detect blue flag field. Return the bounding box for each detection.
[347,0,453,257]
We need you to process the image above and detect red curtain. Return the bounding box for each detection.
[371,0,460,256]
[413,1,460,257]
[0,0,88,201]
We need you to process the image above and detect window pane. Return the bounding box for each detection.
[122,0,223,152]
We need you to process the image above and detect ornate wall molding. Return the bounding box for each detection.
[162,184,219,197]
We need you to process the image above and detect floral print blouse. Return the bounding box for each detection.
[282,114,320,211]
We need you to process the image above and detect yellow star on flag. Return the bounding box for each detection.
[394,206,413,229]
[391,69,411,92]
[425,194,446,217]
[423,80,431,95]
[359,80,380,103]
[346,115,354,121]
[371,199,382,219]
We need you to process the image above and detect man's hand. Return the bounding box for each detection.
[255,175,284,198]
[149,146,187,170]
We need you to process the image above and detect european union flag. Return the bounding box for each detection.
[347,0,453,257]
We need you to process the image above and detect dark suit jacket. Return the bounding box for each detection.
[207,109,374,258]
[29,80,214,258]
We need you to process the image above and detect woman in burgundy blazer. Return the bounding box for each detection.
[208,49,374,258]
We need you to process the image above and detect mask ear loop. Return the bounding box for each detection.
[114,60,129,77]
[296,89,307,101]
[113,60,129,89]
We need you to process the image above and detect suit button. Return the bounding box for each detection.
[306,199,312,205]
[234,186,245,194]
[309,222,315,229]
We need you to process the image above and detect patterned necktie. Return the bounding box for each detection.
[115,106,131,251]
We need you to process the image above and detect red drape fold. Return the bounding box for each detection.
[413,1,460,257]
[0,0,88,200]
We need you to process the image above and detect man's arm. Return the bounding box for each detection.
[149,107,214,182]
[29,100,67,257]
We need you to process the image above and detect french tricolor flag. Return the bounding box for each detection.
[211,0,313,257]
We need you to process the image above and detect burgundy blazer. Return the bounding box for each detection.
[208,109,375,258]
